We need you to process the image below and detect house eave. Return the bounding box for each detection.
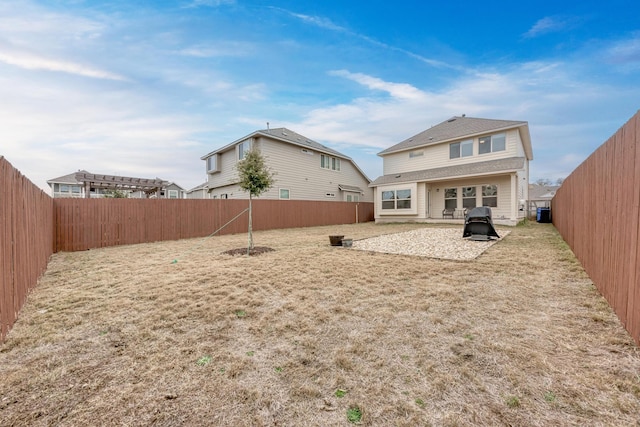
[369,157,527,187]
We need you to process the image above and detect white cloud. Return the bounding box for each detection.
[284,11,346,32]
[524,16,575,38]
[280,62,639,181]
[0,50,127,81]
[185,0,235,8]
[178,41,254,58]
[606,34,640,65]
[329,70,426,100]
[277,7,459,70]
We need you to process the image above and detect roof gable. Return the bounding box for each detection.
[379,116,532,159]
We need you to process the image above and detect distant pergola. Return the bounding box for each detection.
[75,172,168,198]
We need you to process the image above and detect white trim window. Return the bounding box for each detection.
[444,188,457,209]
[482,185,498,207]
[321,154,341,171]
[168,190,179,199]
[450,139,473,159]
[381,189,411,210]
[279,188,290,199]
[237,139,253,160]
[462,186,477,209]
[478,133,506,154]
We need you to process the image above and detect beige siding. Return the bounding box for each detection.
[205,143,246,190]
[375,175,515,222]
[515,129,526,157]
[374,182,418,218]
[209,183,245,199]
[429,176,513,220]
[186,189,207,199]
[204,137,373,202]
[383,129,523,175]
[248,136,373,202]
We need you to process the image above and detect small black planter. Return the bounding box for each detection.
[329,235,344,246]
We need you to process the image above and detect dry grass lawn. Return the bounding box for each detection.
[1,221,639,426]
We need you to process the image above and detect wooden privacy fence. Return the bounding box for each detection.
[54,198,374,252]
[552,110,640,346]
[0,157,54,342]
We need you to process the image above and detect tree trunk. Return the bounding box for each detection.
[247,194,253,256]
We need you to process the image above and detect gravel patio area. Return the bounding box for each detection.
[351,227,510,260]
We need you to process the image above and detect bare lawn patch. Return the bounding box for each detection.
[1,222,639,426]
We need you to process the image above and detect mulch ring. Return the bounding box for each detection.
[222,246,275,256]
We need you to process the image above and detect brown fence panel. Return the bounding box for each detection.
[552,110,640,345]
[54,198,374,252]
[0,157,54,342]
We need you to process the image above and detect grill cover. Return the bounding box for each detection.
[462,207,500,240]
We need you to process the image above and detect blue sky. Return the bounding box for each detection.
[1,0,639,192]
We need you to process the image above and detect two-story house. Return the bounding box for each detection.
[47,170,177,198]
[370,116,533,225]
[200,127,373,202]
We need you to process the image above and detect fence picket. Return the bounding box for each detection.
[553,109,640,345]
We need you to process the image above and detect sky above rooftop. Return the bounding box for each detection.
[2,0,639,192]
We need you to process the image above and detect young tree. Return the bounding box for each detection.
[235,147,275,254]
[102,189,129,198]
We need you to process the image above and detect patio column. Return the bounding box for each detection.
[510,173,517,220]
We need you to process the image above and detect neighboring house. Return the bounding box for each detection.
[200,127,373,202]
[48,171,171,198]
[528,183,559,210]
[370,116,533,225]
[47,170,108,198]
[130,182,187,199]
[186,182,209,199]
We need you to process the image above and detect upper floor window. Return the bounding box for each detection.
[449,140,473,159]
[206,154,220,173]
[478,133,506,154]
[238,139,252,160]
[409,150,424,158]
[321,154,340,171]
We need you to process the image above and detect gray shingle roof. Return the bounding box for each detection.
[47,170,91,185]
[378,116,529,156]
[529,184,560,200]
[257,128,347,159]
[370,157,526,187]
[187,182,209,192]
[338,184,364,193]
[201,128,348,160]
